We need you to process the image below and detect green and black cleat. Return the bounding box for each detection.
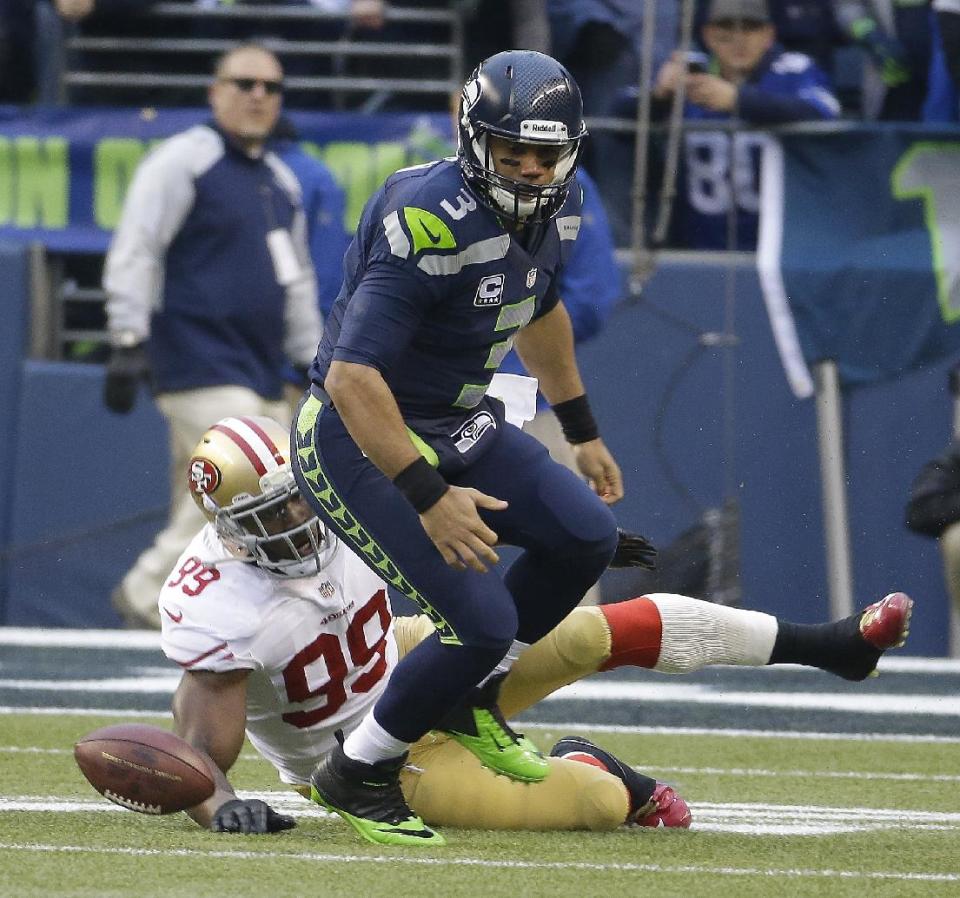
[435,673,549,783]
[309,740,445,847]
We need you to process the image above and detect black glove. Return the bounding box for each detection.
[210,798,296,834]
[103,343,150,414]
[610,528,657,571]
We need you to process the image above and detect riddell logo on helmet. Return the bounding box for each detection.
[189,458,221,494]
[520,120,568,139]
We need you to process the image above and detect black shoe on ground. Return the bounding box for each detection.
[309,739,444,846]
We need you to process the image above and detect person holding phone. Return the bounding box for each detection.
[652,0,840,249]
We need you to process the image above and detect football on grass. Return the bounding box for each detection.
[74,723,215,815]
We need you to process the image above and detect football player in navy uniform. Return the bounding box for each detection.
[291,50,626,845]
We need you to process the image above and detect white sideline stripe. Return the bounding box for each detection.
[643,764,960,783]
[546,681,959,716]
[0,677,179,693]
[0,707,169,718]
[5,745,959,784]
[524,722,960,745]
[1,627,957,674]
[3,706,960,744]
[0,840,957,882]
[1,676,956,717]
[12,793,960,825]
[0,628,163,648]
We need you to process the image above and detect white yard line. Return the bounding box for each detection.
[6,745,959,781]
[4,793,960,839]
[543,681,960,715]
[0,839,956,882]
[1,627,958,674]
[3,705,960,743]
[1,676,957,717]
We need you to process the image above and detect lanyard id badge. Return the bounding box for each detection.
[266,228,302,286]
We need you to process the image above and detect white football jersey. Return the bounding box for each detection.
[159,526,397,785]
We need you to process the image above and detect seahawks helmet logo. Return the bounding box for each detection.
[461,77,482,123]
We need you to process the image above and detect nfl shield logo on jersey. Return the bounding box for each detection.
[474,273,504,307]
[526,268,537,289]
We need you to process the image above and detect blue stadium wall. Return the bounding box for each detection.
[0,244,953,653]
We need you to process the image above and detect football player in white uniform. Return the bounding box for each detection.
[161,415,912,843]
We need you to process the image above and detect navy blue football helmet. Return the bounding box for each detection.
[457,50,587,224]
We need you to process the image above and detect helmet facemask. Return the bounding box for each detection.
[459,122,583,224]
[214,466,338,579]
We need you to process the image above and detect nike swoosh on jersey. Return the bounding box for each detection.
[422,223,443,244]
[164,607,183,623]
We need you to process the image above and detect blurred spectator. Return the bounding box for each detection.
[765,0,842,72]
[55,0,383,25]
[924,0,959,120]
[269,114,349,318]
[0,0,38,102]
[53,0,158,20]
[269,114,348,408]
[195,0,385,30]
[102,44,321,628]
[835,0,932,120]
[548,0,679,246]
[934,0,960,92]
[460,0,551,71]
[652,0,839,249]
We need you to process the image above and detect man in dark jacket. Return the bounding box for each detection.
[103,43,320,628]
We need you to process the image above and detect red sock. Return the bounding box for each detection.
[560,751,609,772]
[598,597,663,671]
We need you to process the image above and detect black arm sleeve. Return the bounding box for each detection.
[905,442,960,537]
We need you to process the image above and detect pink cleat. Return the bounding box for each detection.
[550,735,693,829]
[633,783,692,829]
[860,592,913,651]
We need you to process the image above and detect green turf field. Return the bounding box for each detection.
[2,710,958,898]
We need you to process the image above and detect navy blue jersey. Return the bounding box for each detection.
[311,159,582,423]
[680,46,839,250]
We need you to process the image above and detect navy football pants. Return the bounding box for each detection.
[293,395,618,742]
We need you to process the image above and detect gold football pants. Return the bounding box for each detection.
[393,609,628,831]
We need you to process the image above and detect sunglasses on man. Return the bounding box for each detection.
[710,18,768,31]
[222,77,284,95]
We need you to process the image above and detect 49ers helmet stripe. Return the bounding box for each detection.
[240,416,286,465]
[211,417,284,477]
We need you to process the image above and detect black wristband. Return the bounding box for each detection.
[393,457,449,513]
[553,394,599,444]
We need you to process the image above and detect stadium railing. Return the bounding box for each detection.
[57,2,464,111]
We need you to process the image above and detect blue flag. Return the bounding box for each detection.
[757,124,960,398]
